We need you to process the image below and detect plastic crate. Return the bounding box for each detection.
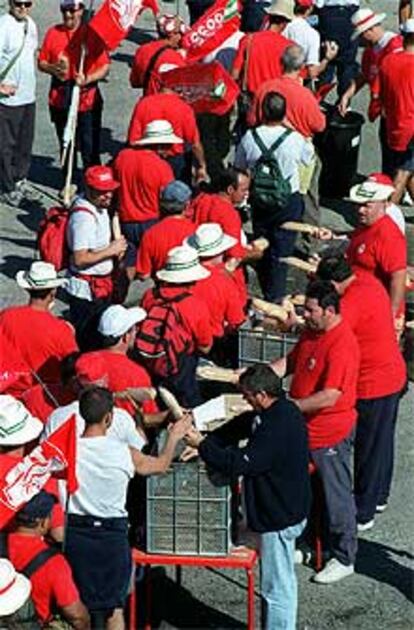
[238,321,298,387]
[146,462,232,556]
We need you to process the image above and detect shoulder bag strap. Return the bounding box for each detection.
[143,44,172,91]
[20,547,60,579]
[0,19,28,83]
[267,128,293,154]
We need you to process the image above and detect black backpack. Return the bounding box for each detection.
[250,128,293,212]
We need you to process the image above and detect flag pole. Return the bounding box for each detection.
[61,0,96,208]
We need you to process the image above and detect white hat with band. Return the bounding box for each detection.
[0,395,43,446]
[156,245,210,283]
[185,223,237,258]
[0,559,32,616]
[351,8,386,40]
[16,261,66,291]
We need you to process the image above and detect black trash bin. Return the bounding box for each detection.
[316,106,365,198]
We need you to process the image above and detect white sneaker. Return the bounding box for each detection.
[294,546,312,565]
[376,503,388,514]
[357,519,374,532]
[312,558,354,584]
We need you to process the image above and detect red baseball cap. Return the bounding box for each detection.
[75,354,108,387]
[296,0,314,7]
[84,166,119,192]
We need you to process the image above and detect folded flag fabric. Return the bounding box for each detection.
[183,0,240,63]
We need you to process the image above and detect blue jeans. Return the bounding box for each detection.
[121,218,159,267]
[260,519,306,630]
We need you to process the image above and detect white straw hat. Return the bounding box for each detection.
[16,261,66,290]
[156,245,210,283]
[185,223,237,258]
[0,559,32,616]
[265,0,295,20]
[98,305,147,338]
[0,395,43,446]
[351,9,386,40]
[134,120,183,146]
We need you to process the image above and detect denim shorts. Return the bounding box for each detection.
[388,143,414,174]
[121,218,159,267]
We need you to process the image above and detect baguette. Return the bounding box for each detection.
[252,297,289,322]
[251,237,269,252]
[281,221,320,236]
[158,386,184,420]
[112,213,122,239]
[279,256,317,273]
[114,387,156,402]
[196,365,238,384]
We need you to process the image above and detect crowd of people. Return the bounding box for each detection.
[0,0,413,628]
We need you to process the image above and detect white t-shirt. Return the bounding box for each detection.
[65,196,113,299]
[68,435,135,517]
[235,125,315,194]
[285,18,321,66]
[386,203,405,235]
[0,14,37,107]
[43,400,146,451]
[315,1,359,7]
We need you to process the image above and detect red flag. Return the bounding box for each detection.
[89,0,159,51]
[182,0,240,63]
[161,61,239,115]
[0,414,78,528]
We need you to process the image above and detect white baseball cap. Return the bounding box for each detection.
[351,9,386,40]
[16,261,66,291]
[0,395,43,446]
[185,223,237,258]
[347,173,395,203]
[0,559,31,616]
[98,305,147,338]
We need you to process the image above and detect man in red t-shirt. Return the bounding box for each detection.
[374,22,414,202]
[338,8,403,176]
[38,1,110,179]
[129,14,186,95]
[189,168,252,307]
[136,180,195,280]
[138,245,213,406]
[272,281,359,584]
[317,256,406,530]
[7,491,89,628]
[113,120,177,278]
[346,176,407,322]
[0,261,78,384]
[128,89,207,184]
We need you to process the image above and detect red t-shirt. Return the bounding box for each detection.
[289,320,360,450]
[38,24,110,111]
[128,92,200,156]
[0,306,78,384]
[142,285,213,350]
[189,192,246,259]
[22,383,75,423]
[377,49,414,151]
[251,76,326,137]
[361,33,403,89]
[340,272,406,399]
[346,215,407,292]
[232,31,293,94]
[136,216,196,277]
[0,330,33,398]
[0,454,65,531]
[8,533,79,624]
[192,264,245,337]
[82,350,157,414]
[130,40,186,95]
[113,148,174,223]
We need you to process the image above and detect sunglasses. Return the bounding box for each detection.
[14,1,32,7]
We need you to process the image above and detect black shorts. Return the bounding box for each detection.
[388,143,414,174]
[65,515,132,612]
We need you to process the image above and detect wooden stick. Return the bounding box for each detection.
[279,257,317,273]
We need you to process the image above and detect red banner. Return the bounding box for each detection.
[89,0,159,51]
[183,0,240,63]
[160,61,239,115]
[0,415,78,528]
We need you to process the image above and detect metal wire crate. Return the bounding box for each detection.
[146,462,232,556]
[238,321,298,387]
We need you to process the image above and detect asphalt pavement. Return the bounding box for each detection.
[0,1,413,628]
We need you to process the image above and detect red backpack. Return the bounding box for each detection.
[135,290,193,378]
[37,205,95,271]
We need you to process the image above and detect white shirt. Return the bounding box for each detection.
[0,14,37,106]
[65,196,113,300]
[235,125,315,194]
[315,1,359,7]
[285,18,321,66]
[68,435,135,517]
[43,400,146,451]
[386,203,405,235]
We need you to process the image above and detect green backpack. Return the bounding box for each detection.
[250,128,293,213]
